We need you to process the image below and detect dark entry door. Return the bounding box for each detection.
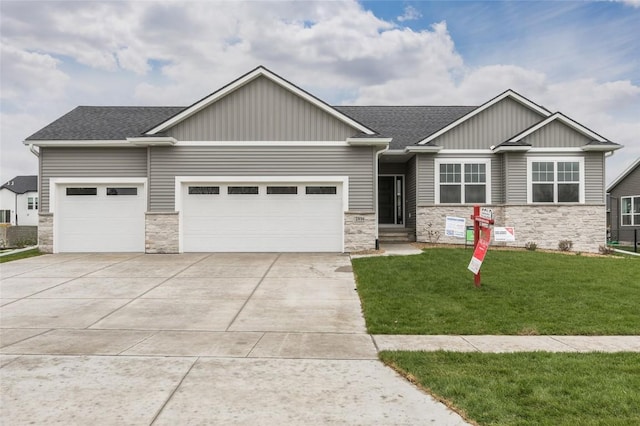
[378,176,395,224]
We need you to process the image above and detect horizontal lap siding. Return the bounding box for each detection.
[505,153,527,204]
[417,155,434,205]
[585,152,605,203]
[167,76,357,141]
[40,147,147,212]
[406,156,417,228]
[149,146,374,211]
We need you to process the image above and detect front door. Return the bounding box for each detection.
[378,175,404,225]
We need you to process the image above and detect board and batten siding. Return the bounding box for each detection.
[167,76,358,141]
[149,145,375,212]
[428,97,545,149]
[39,147,147,212]
[521,120,594,147]
[416,154,502,205]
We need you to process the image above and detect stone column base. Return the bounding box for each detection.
[38,213,54,253]
[145,212,179,254]
[344,211,376,252]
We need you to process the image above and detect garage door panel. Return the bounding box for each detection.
[57,184,145,253]
[182,182,343,252]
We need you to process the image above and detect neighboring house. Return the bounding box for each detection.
[0,175,39,226]
[23,66,620,254]
[606,157,640,244]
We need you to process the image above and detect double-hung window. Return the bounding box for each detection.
[28,196,38,210]
[436,159,490,204]
[528,158,583,203]
[621,196,640,226]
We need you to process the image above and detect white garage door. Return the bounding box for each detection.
[56,184,145,252]
[182,181,343,252]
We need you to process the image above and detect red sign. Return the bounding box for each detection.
[468,227,491,274]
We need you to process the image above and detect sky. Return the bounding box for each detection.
[1,0,639,185]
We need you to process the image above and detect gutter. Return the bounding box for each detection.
[28,143,39,157]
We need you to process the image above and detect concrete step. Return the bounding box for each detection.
[378,229,416,243]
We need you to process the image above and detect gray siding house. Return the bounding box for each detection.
[607,158,640,245]
[24,66,620,253]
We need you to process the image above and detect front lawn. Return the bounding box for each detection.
[352,248,640,335]
[380,351,640,426]
[0,248,42,263]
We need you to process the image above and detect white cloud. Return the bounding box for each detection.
[1,0,638,184]
[616,0,640,8]
[397,5,422,22]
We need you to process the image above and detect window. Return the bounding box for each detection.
[0,210,10,223]
[228,186,259,195]
[189,186,219,195]
[107,187,137,196]
[28,196,38,210]
[436,160,490,204]
[267,186,298,195]
[66,187,97,196]
[529,158,582,203]
[306,186,337,195]
[621,196,640,226]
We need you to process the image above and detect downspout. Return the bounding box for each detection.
[374,145,389,250]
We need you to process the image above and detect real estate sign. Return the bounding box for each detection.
[468,227,491,275]
[445,216,466,238]
[494,227,516,242]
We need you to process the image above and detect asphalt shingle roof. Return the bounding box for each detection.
[1,175,38,194]
[25,104,477,150]
[335,106,477,150]
[26,106,186,141]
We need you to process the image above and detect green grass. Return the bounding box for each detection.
[352,248,640,335]
[0,248,42,263]
[380,351,640,426]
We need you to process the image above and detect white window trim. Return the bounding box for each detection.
[434,158,492,205]
[621,195,640,226]
[526,157,585,204]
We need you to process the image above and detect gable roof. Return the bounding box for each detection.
[26,106,184,141]
[335,106,475,150]
[417,89,551,145]
[145,66,376,136]
[607,157,640,192]
[1,175,38,194]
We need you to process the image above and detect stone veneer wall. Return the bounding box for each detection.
[38,213,53,253]
[416,204,605,253]
[145,212,179,254]
[344,211,376,252]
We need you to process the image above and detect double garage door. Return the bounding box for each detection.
[55,180,344,252]
[182,181,343,252]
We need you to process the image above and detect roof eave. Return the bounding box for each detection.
[23,140,132,147]
[491,145,532,153]
[581,144,623,152]
[405,145,443,153]
[346,137,391,147]
[127,136,177,146]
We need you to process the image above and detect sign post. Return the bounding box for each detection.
[468,205,494,287]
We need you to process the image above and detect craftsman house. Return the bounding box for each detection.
[24,66,620,253]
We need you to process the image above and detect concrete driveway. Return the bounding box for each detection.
[1,253,467,425]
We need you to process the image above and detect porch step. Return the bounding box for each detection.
[378,228,416,243]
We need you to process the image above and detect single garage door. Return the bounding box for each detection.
[56,184,146,252]
[182,181,343,252]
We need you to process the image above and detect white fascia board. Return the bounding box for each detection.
[491,145,531,153]
[346,137,391,146]
[405,145,442,153]
[147,67,376,136]
[23,140,131,147]
[508,112,610,143]
[174,141,352,147]
[127,136,177,146]
[581,144,623,152]
[418,90,551,145]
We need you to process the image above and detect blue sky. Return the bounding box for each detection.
[1,0,639,184]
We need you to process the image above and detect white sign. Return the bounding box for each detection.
[480,207,494,220]
[445,216,466,238]
[494,227,516,242]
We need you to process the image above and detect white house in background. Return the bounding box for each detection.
[0,175,39,226]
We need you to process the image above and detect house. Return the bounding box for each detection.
[0,175,38,226]
[606,157,640,245]
[23,66,621,254]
